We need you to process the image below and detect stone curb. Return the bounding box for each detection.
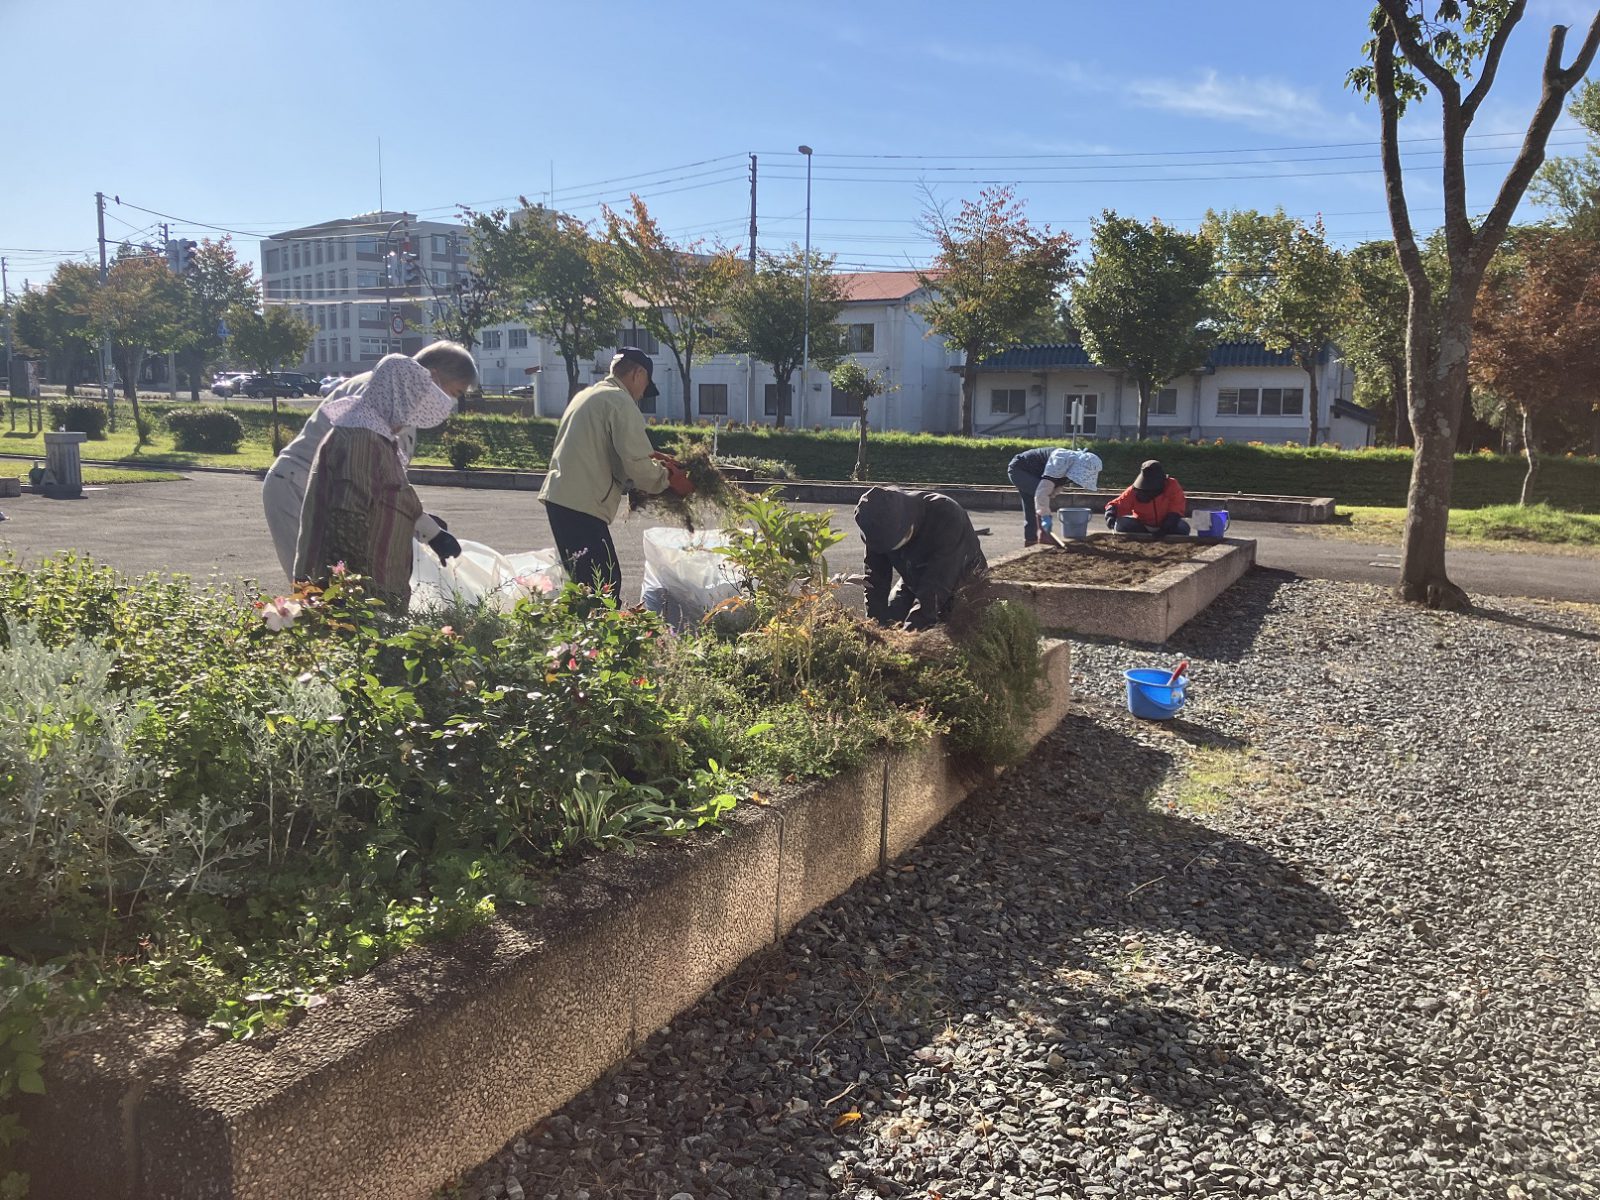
[25,640,1073,1200]
[986,537,1258,644]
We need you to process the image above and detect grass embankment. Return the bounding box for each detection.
[9,398,1600,511]
[1323,503,1600,556]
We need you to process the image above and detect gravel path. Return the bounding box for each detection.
[449,573,1600,1200]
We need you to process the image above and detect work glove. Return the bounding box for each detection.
[429,530,462,565]
[649,451,681,469]
[426,512,449,532]
[1104,505,1117,529]
[666,462,695,497]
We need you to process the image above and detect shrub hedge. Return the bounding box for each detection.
[166,408,245,453]
[46,401,107,440]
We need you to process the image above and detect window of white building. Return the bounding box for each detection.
[989,388,1026,416]
[481,330,502,350]
[699,383,728,415]
[1155,388,1179,416]
[508,328,528,349]
[846,322,875,353]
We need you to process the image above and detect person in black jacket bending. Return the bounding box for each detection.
[854,486,988,630]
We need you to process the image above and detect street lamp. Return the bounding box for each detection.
[798,144,813,427]
[381,215,406,356]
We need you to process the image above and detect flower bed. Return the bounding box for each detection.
[0,529,1048,1196]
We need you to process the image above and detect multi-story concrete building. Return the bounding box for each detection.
[260,212,470,376]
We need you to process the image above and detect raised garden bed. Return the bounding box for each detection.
[986,535,1257,644]
[21,642,1073,1200]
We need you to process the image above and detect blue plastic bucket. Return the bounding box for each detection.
[1124,668,1188,720]
[1202,510,1229,538]
[1054,507,1092,540]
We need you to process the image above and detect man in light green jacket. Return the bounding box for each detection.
[539,347,691,595]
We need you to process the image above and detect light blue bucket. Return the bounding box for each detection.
[1054,507,1092,540]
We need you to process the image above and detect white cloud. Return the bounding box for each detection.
[1128,69,1364,136]
[912,40,1089,86]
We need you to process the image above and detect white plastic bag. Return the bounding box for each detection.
[410,539,566,614]
[640,527,743,630]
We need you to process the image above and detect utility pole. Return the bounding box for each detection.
[96,191,115,426]
[2,256,12,431]
[797,145,814,428]
[748,154,758,267]
[159,223,176,399]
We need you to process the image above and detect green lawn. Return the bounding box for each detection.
[1319,504,1600,555]
[9,398,1600,511]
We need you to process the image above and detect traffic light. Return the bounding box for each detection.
[166,238,198,276]
[404,252,422,288]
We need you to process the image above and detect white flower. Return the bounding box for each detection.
[261,597,303,632]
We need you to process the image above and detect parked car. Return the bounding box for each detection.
[210,372,248,398]
[233,373,301,399]
[274,372,321,397]
[508,384,537,399]
[318,374,348,397]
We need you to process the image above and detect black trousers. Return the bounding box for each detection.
[544,501,622,597]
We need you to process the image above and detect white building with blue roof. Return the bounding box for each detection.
[973,341,1375,447]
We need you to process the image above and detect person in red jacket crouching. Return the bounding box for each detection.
[1104,459,1190,537]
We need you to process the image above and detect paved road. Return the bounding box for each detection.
[0,472,1595,603]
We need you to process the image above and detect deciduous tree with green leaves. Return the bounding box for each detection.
[226,303,314,452]
[603,194,745,424]
[94,253,187,442]
[721,247,846,428]
[1072,212,1214,440]
[830,359,891,480]
[1337,240,1413,445]
[1348,0,1600,609]
[175,238,257,402]
[466,202,622,402]
[1203,208,1344,447]
[13,262,98,403]
[916,186,1078,436]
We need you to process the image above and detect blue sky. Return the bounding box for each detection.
[2,0,1596,288]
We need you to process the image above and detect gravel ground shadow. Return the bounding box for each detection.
[1161,566,1295,663]
[466,707,1349,1198]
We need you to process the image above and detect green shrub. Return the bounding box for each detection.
[166,408,245,453]
[46,401,107,440]
[445,435,485,472]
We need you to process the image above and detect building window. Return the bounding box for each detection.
[339,268,349,291]
[359,336,387,360]
[316,272,325,296]
[831,385,861,417]
[357,270,380,289]
[617,324,660,355]
[508,328,528,349]
[342,336,351,360]
[432,235,446,255]
[341,303,351,329]
[264,247,281,273]
[1155,388,1179,416]
[1217,388,1261,416]
[481,330,502,350]
[763,383,791,416]
[1258,387,1305,416]
[989,388,1026,416]
[846,322,875,353]
[339,241,348,261]
[314,241,323,265]
[291,243,301,268]
[355,236,378,255]
[699,383,729,415]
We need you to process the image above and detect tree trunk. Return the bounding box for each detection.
[1398,294,1473,612]
[1136,378,1151,440]
[1519,406,1539,506]
[1305,358,1320,447]
[1591,405,1600,456]
[563,353,581,402]
[853,400,869,481]
[272,395,282,455]
[960,361,976,437]
[1391,361,1411,446]
[679,351,693,425]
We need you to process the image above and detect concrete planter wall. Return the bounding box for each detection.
[986,538,1257,644]
[23,641,1072,1200]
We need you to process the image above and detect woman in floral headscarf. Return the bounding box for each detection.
[293,354,459,607]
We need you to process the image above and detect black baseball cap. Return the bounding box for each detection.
[612,348,659,399]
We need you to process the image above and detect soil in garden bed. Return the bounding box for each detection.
[992,539,1204,587]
